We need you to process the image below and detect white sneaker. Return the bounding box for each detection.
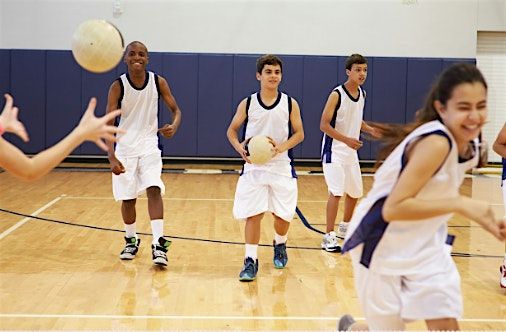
[337,222,348,239]
[500,264,506,289]
[321,231,340,252]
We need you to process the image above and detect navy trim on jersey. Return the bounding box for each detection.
[126,71,150,91]
[400,130,452,172]
[342,196,389,268]
[154,74,161,98]
[360,86,366,99]
[502,158,506,181]
[117,78,124,110]
[321,90,340,163]
[239,96,252,176]
[257,91,281,110]
[333,88,342,112]
[342,84,360,102]
[446,234,455,246]
[458,139,483,164]
[287,96,297,178]
[245,96,252,115]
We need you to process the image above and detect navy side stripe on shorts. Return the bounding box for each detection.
[342,196,389,268]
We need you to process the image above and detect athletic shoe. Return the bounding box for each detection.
[500,264,506,288]
[337,314,356,331]
[321,231,341,252]
[239,257,258,281]
[119,236,140,260]
[152,237,171,266]
[337,222,348,239]
[273,241,288,269]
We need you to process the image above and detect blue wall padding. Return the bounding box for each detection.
[161,53,199,156]
[10,50,46,153]
[46,51,82,155]
[0,50,10,99]
[1,50,475,161]
[370,57,408,159]
[406,58,442,123]
[301,56,339,159]
[197,54,235,157]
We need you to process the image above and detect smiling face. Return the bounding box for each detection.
[256,64,282,90]
[124,42,149,73]
[435,81,488,146]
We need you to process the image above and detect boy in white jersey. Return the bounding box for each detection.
[320,54,379,252]
[338,64,506,331]
[227,54,304,281]
[105,41,182,267]
[493,123,506,288]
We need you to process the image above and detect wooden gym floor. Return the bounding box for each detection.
[0,166,505,330]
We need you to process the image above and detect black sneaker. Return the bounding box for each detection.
[273,241,288,269]
[119,236,140,260]
[239,257,258,282]
[152,237,171,266]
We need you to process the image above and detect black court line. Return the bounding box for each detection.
[0,208,501,258]
[53,167,241,174]
[0,208,317,251]
[293,206,503,259]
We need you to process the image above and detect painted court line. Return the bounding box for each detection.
[62,196,329,203]
[60,196,504,206]
[0,314,504,323]
[0,196,62,240]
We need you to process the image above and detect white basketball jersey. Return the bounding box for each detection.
[343,120,479,275]
[321,85,365,164]
[242,92,296,178]
[115,71,160,157]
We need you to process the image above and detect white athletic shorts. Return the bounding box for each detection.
[322,162,362,198]
[349,246,462,330]
[233,171,297,222]
[112,152,165,201]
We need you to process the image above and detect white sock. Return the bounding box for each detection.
[125,223,136,238]
[274,232,287,245]
[151,219,164,244]
[503,254,506,264]
[245,244,258,260]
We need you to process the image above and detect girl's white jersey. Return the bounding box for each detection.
[343,120,479,275]
[321,85,365,164]
[115,71,160,157]
[242,92,296,178]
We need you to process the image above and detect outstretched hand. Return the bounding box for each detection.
[77,98,123,151]
[0,94,29,142]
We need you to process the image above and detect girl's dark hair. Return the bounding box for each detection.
[369,63,487,164]
[256,54,283,74]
